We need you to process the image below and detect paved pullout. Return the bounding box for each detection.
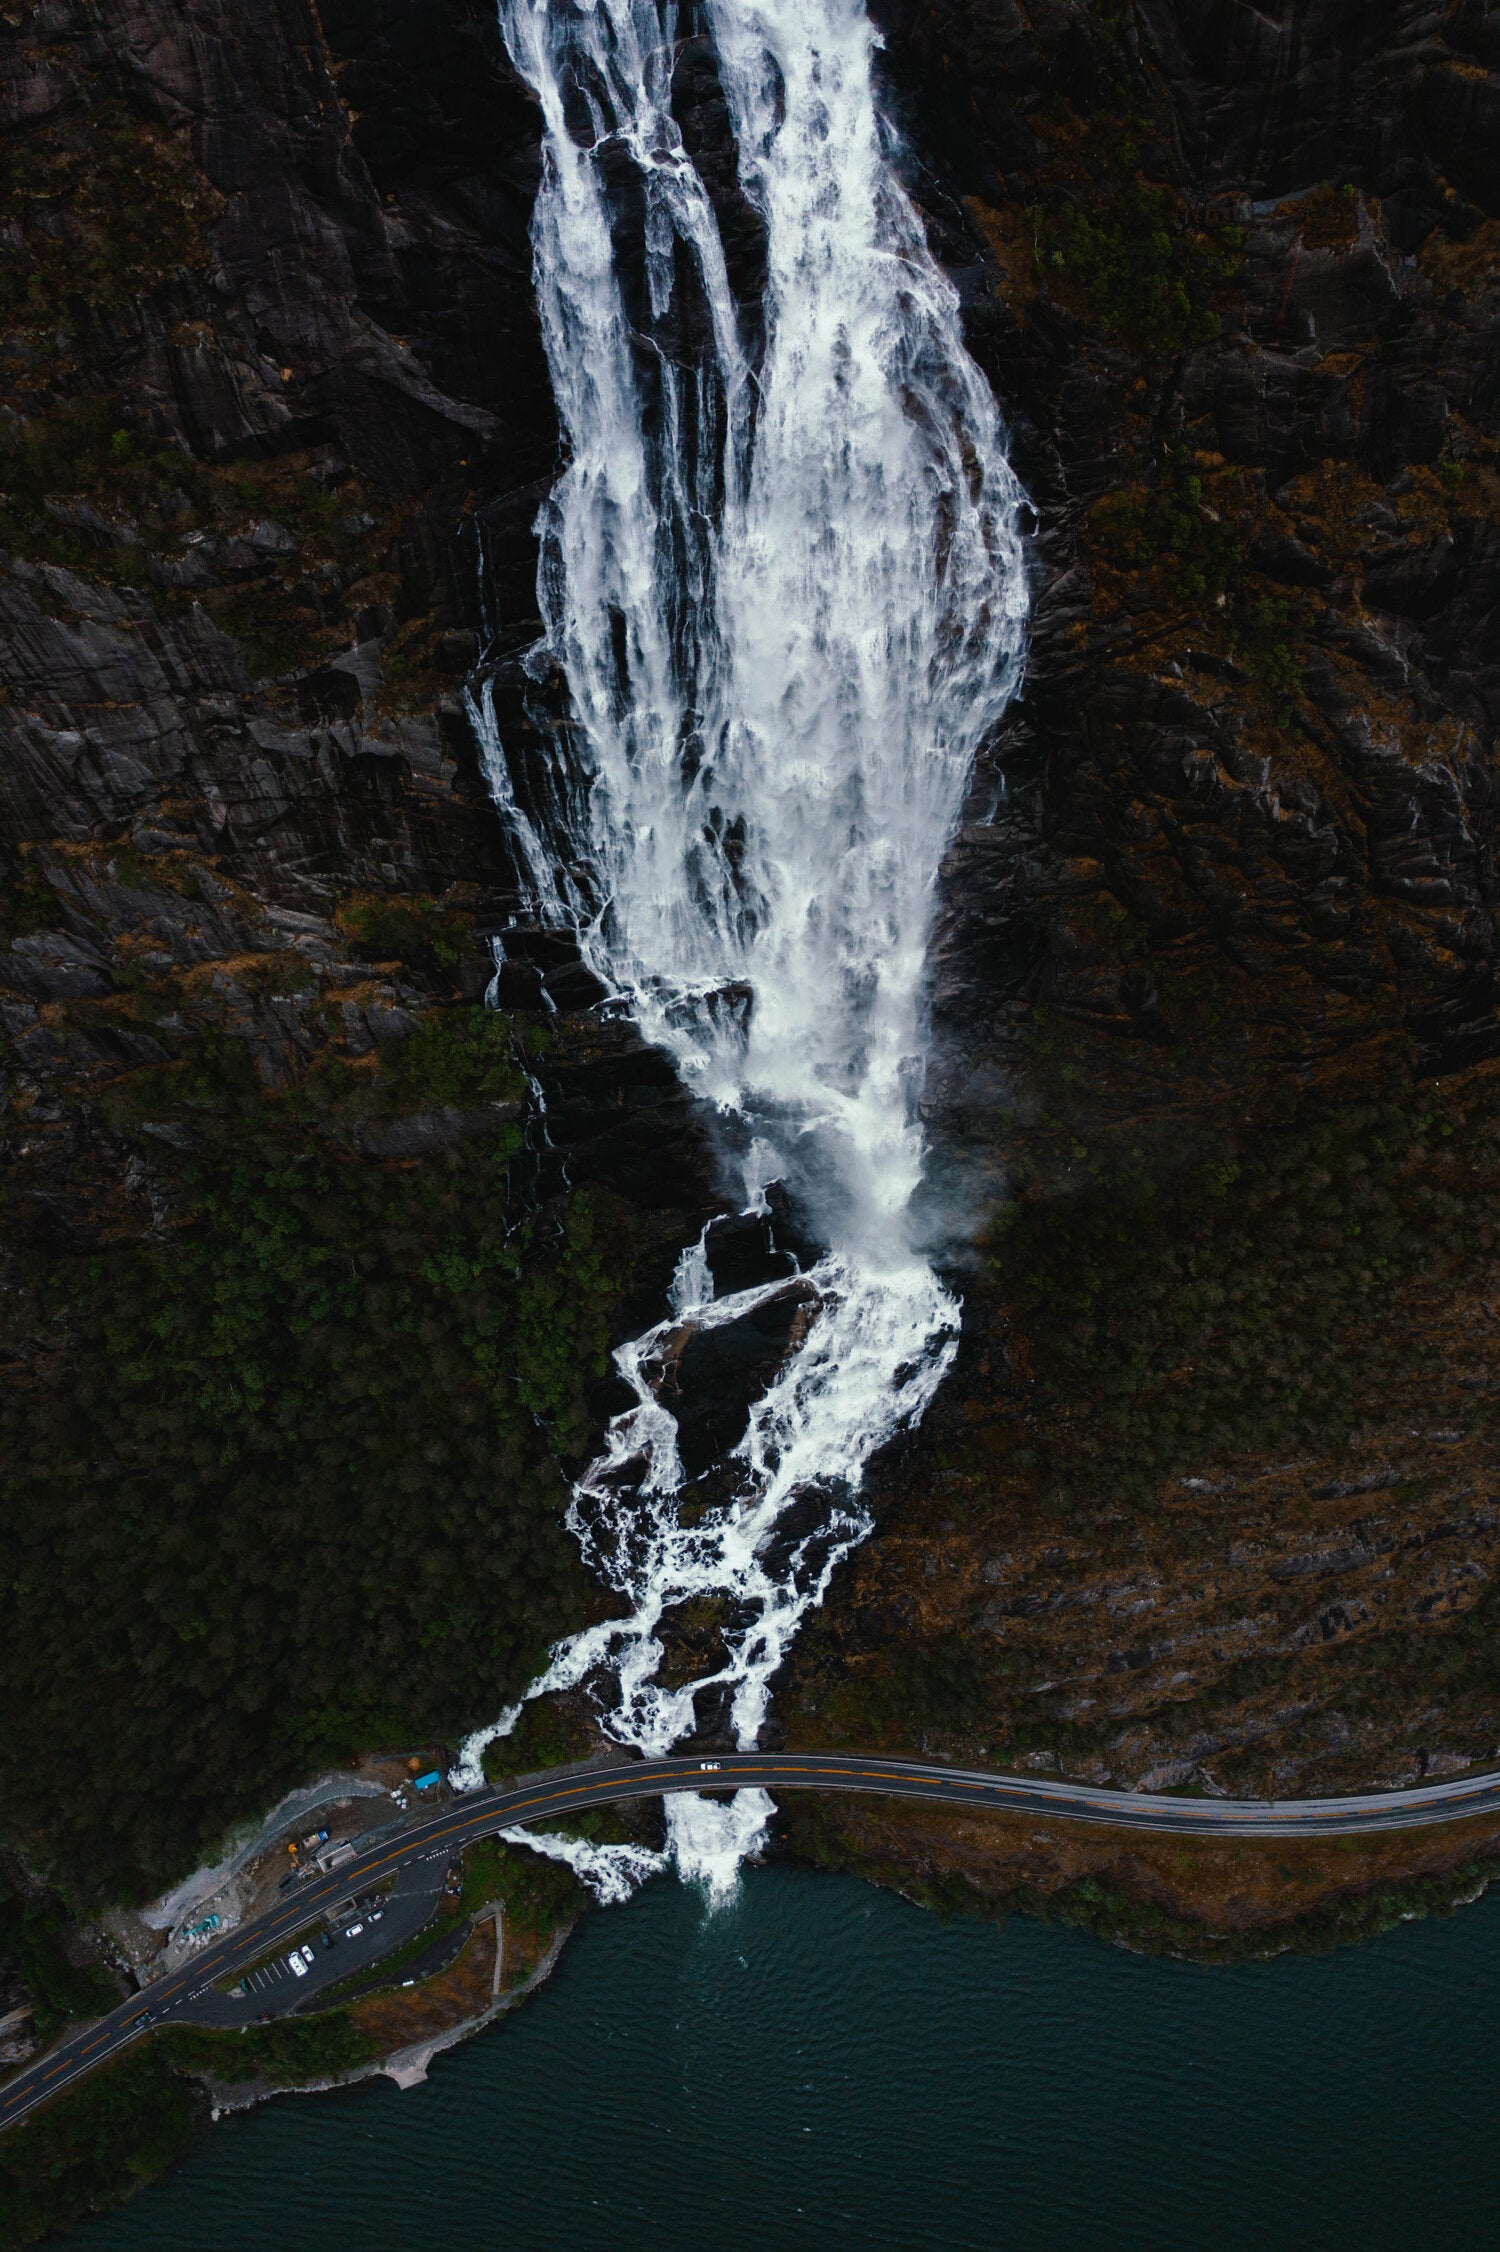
[7,1748,1500,2131]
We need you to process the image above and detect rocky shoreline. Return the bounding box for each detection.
[200,1912,571,2119]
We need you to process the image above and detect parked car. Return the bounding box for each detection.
[344,1922,364,1939]
[287,1954,308,1978]
[300,1945,315,1965]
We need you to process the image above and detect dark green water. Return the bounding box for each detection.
[77,1861,1500,2251]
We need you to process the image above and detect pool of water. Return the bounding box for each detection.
[76,1859,1499,2251]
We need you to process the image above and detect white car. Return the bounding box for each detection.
[344,1921,365,1939]
[300,1945,315,1965]
[699,1761,721,1771]
[287,1954,308,1978]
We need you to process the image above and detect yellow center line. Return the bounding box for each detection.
[7,1759,1497,2128]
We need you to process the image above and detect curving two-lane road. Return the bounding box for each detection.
[7,1748,1500,2133]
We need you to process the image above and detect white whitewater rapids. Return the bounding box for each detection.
[454,0,1028,1896]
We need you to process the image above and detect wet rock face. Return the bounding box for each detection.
[868,0,1500,1230]
[667,1281,817,1479]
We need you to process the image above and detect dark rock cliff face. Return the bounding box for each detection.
[884,0,1500,1078]
[2,0,1499,1902]
[1,0,545,886]
[785,0,1500,1815]
[0,0,715,1218]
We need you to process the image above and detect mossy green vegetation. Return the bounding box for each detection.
[336,892,469,976]
[0,1020,634,1907]
[156,2014,374,2088]
[1092,455,1308,715]
[0,2046,200,2251]
[1024,70,1242,359]
[1094,455,1245,606]
[990,1084,1496,1493]
[0,2014,373,2249]
[0,857,62,947]
[847,1636,990,1739]
[1032,178,1238,356]
[0,1875,117,2041]
[480,1696,599,1783]
[385,1001,526,1110]
[0,394,398,685]
[0,97,220,329]
[458,1837,589,1933]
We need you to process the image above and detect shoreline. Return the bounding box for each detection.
[201,1915,574,2123]
[9,1796,1500,2245]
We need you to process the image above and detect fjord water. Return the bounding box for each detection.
[80,1864,1500,2251]
[456,0,1027,1877]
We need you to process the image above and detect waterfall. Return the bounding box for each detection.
[455,0,1029,1893]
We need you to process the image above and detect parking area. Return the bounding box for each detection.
[227,1887,400,2001]
[180,1853,456,2029]
[237,1940,319,2000]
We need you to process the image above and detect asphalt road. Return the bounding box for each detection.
[171,1851,451,2031]
[8,1746,1500,2133]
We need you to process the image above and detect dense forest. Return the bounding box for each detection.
[1,994,633,1901]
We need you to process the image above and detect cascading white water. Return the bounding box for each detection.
[455,0,1028,1894]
